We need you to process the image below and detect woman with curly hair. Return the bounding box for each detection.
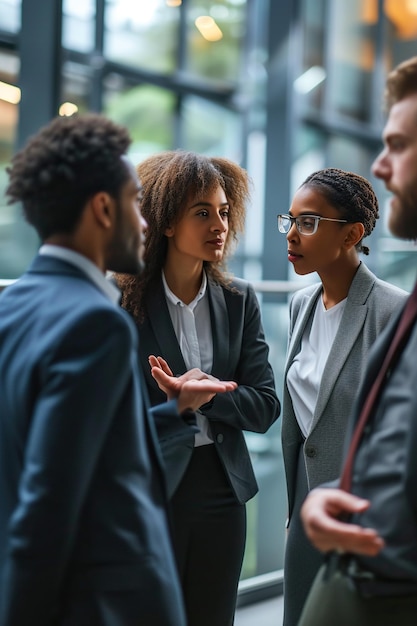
[278,168,409,626]
[116,150,280,626]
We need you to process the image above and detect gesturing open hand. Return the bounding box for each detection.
[148,355,238,414]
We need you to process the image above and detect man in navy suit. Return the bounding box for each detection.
[0,113,237,625]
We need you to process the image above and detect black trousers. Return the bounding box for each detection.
[170,444,246,626]
[298,564,417,626]
[283,445,323,626]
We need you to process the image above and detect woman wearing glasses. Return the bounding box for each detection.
[279,168,408,626]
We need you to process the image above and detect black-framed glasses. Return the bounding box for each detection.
[277,214,348,236]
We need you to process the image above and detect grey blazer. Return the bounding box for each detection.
[136,275,281,503]
[281,262,408,520]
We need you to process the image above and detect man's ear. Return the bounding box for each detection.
[90,192,114,229]
[344,222,365,249]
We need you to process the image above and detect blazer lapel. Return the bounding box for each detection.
[207,279,229,375]
[311,263,376,430]
[285,286,321,380]
[312,302,367,427]
[145,279,187,376]
[145,277,230,377]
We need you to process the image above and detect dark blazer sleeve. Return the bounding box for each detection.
[0,308,134,624]
[202,279,281,503]
[150,401,199,498]
[206,280,280,433]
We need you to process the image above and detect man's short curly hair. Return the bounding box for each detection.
[6,113,132,240]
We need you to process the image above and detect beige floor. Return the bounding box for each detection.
[235,594,284,626]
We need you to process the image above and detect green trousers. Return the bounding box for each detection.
[298,564,417,626]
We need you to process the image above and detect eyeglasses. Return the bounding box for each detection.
[277,214,348,236]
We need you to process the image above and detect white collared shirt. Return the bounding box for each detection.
[39,244,121,305]
[162,270,214,446]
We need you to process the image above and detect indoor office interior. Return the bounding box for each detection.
[1,0,417,618]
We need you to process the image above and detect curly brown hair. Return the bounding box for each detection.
[301,168,379,255]
[6,113,132,240]
[115,150,251,321]
[384,56,417,111]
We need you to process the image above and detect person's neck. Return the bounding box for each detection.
[163,261,204,305]
[319,260,360,310]
[45,235,103,271]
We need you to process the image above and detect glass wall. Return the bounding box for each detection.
[103,80,177,158]
[295,0,417,291]
[103,0,179,72]
[0,0,21,33]
[0,47,21,276]
[185,0,246,82]
[62,0,95,53]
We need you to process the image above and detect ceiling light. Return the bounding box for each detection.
[59,102,79,116]
[0,81,21,104]
[294,66,326,94]
[195,16,223,42]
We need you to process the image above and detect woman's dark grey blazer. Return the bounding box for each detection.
[281,262,408,521]
[136,275,281,501]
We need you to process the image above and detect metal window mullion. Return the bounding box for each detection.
[17,0,63,149]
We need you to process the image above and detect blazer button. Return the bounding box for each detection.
[216,433,224,444]
[305,445,316,458]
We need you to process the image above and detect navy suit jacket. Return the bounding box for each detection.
[0,255,186,626]
[136,276,281,501]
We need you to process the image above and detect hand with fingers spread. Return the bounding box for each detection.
[301,488,385,556]
[148,355,238,414]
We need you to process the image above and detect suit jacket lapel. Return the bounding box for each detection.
[312,301,367,427]
[145,279,187,376]
[207,279,229,375]
[311,263,376,431]
[145,276,230,378]
[285,286,321,381]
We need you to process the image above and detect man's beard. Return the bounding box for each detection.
[106,200,145,275]
[107,248,144,275]
[388,191,417,241]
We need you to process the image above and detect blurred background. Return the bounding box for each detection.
[1,0,417,606]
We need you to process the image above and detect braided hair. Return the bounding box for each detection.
[300,168,379,255]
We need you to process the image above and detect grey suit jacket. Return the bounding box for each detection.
[136,275,281,503]
[336,300,417,583]
[281,262,408,520]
